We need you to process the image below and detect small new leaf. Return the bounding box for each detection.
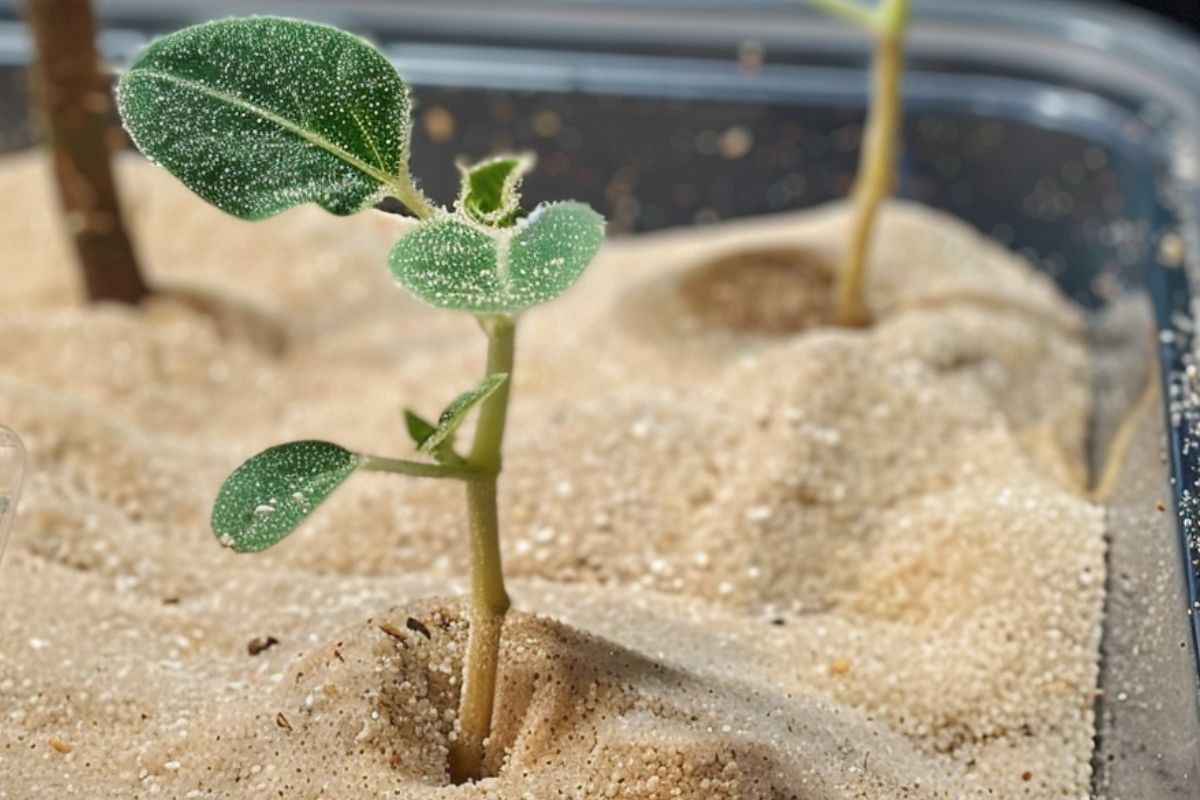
[403,409,437,448]
[419,374,509,456]
[211,441,362,553]
[456,153,535,227]
[117,17,417,219]
[389,202,605,313]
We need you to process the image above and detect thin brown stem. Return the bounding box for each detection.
[25,0,150,304]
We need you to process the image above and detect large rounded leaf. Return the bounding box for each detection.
[117,17,414,219]
[211,441,362,553]
[389,202,605,313]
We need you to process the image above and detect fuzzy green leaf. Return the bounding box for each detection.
[508,201,606,304]
[457,153,534,227]
[389,215,501,311]
[116,17,414,219]
[389,202,605,313]
[211,441,362,553]
[419,374,509,455]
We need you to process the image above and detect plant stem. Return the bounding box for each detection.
[448,314,515,784]
[805,0,878,29]
[393,169,438,220]
[359,456,481,480]
[836,0,907,327]
[25,0,150,305]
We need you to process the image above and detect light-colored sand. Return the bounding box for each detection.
[0,152,1105,798]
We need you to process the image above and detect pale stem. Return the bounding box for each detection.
[359,455,480,480]
[447,314,515,784]
[837,0,907,327]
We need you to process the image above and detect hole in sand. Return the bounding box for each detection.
[679,247,836,334]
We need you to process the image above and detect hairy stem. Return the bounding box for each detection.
[448,314,515,784]
[25,0,150,304]
[392,168,437,220]
[836,0,907,327]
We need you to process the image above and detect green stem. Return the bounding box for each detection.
[804,0,877,29]
[359,456,481,480]
[448,314,515,784]
[392,169,438,220]
[836,0,907,327]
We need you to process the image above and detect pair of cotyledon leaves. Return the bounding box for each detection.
[115,17,604,552]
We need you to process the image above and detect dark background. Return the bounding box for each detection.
[1124,0,1199,32]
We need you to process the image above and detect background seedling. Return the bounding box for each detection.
[115,17,605,783]
[803,0,909,326]
[24,0,150,304]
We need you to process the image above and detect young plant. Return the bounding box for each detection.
[115,17,604,783]
[803,0,909,326]
[25,0,150,304]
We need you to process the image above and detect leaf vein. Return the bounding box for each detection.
[132,68,402,195]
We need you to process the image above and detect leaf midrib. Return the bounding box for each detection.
[131,67,404,194]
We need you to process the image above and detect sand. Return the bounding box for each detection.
[0,152,1106,798]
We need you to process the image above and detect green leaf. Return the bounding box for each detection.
[457,153,534,227]
[419,374,509,455]
[389,215,500,311]
[211,441,362,553]
[508,201,606,304]
[403,409,437,448]
[116,17,416,220]
[389,202,605,313]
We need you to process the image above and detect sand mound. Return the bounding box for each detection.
[157,599,960,799]
[0,153,1104,798]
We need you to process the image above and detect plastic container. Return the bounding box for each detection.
[0,427,23,565]
[0,0,1198,795]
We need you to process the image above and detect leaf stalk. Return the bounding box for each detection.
[359,456,483,480]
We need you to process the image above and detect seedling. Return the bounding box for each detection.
[25,0,150,304]
[115,17,604,783]
[803,0,909,326]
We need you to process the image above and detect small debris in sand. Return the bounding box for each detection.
[831,658,852,676]
[406,617,432,639]
[276,712,292,732]
[48,737,72,754]
[246,636,279,656]
[378,622,406,642]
